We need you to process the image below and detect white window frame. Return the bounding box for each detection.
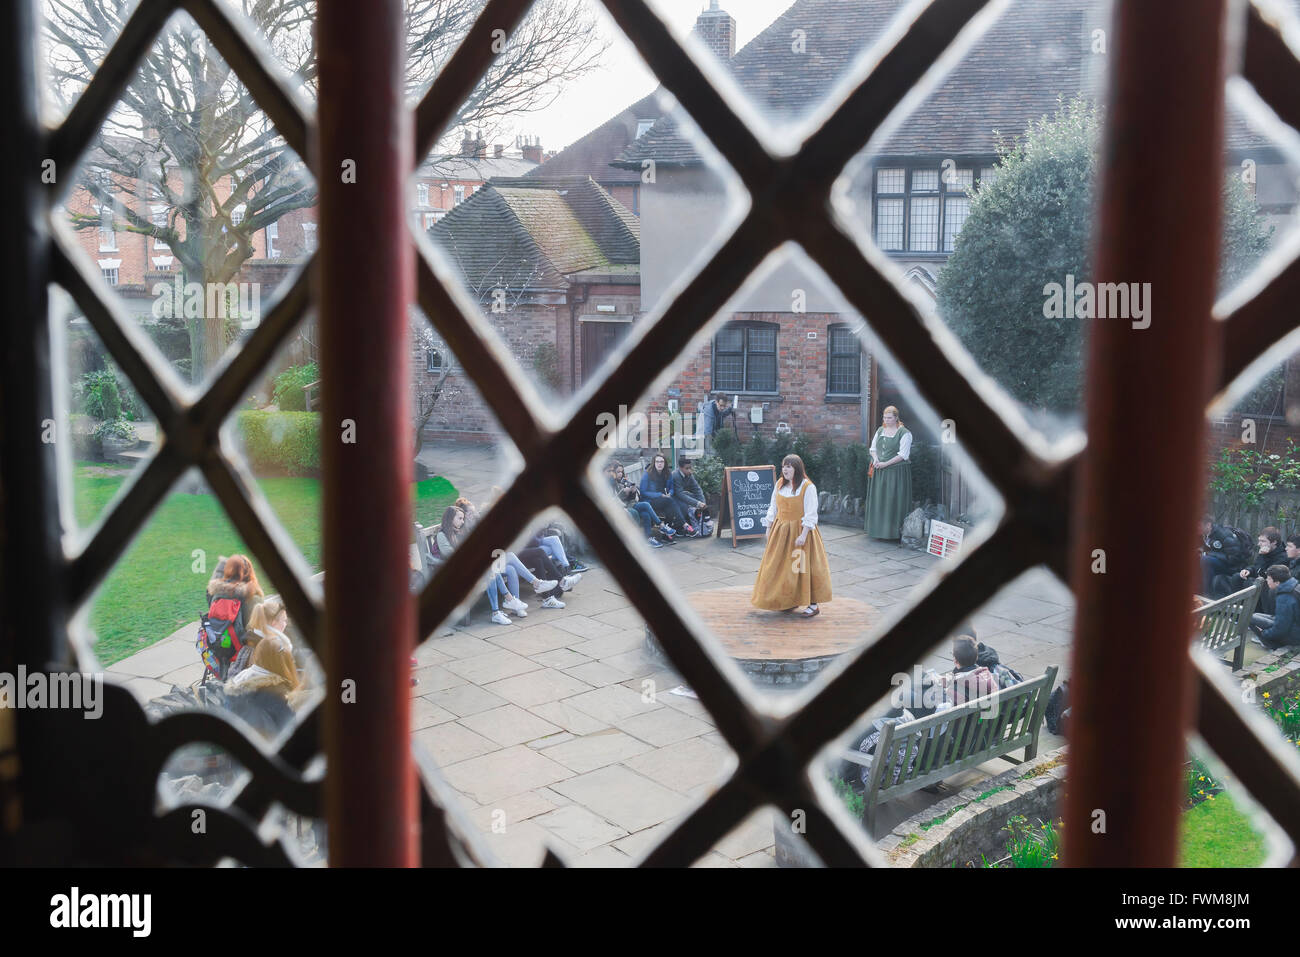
[301,221,317,252]
[150,204,169,250]
[417,183,429,207]
[453,185,465,205]
[266,221,279,258]
[97,204,117,251]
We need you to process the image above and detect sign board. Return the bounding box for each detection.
[716,465,777,548]
[928,520,965,559]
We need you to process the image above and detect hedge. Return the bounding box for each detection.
[236,411,320,476]
[272,361,319,412]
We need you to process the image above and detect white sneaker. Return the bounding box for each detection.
[541,596,566,609]
[491,610,512,625]
[532,578,559,595]
[560,574,581,592]
[504,595,529,616]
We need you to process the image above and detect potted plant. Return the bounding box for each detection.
[94,416,137,460]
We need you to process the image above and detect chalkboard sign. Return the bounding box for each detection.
[717,465,777,547]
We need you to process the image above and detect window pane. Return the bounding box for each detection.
[746,353,777,392]
[747,325,776,353]
[715,326,744,353]
[876,197,903,250]
[909,196,939,251]
[979,166,998,186]
[876,167,904,193]
[946,168,974,191]
[828,355,859,394]
[830,325,856,355]
[911,169,939,192]
[714,354,744,392]
[944,195,971,252]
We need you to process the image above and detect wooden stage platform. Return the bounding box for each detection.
[645,586,882,687]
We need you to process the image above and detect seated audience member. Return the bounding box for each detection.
[639,453,693,533]
[225,633,309,739]
[1235,527,1285,613]
[1250,564,1300,650]
[206,554,265,645]
[449,498,566,602]
[228,596,288,681]
[436,505,534,623]
[530,528,589,574]
[1045,679,1070,737]
[606,463,676,548]
[671,458,711,536]
[1286,534,1300,578]
[944,635,1001,704]
[1200,516,1247,598]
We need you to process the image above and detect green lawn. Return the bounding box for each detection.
[1179,793,1268,868]
[73,464,458,665]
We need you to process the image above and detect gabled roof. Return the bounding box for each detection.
[526,92,665,185]
[615,0,1281,167]
[427,176,639,294]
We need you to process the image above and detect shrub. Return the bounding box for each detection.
[1002,815,1060,868]
[911,441,941,507]
[768,431,794,470]
[236,411,321,475]
[815,440,842,492]
[93,417,136,443]
[742,431,768,469]
[712,428,741,467]
[693,454,724,497]
[844,443,871,500]
[272,362,319,412]
[532,342,562,392]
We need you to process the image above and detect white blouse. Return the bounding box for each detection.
[762,480,819,530]
[870,427,912,463]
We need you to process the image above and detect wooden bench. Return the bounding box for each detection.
[842,666,1058,836]
[1193,580,1261,671]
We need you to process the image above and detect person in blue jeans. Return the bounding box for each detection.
[436,506,531,625]
[639,453,693,533]
[606,462,676,548]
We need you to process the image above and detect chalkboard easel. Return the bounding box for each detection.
[716,465,777,548]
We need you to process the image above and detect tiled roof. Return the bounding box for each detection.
[427,177,639,293]
[526,92,665,185]
[615,0,1282,167]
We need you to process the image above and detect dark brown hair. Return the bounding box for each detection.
[777,454,808,491]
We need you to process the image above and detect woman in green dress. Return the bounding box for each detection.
[865,405,912,539]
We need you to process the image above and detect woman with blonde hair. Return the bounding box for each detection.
[225,633,304,738]
[227,596,288,680]
[751,454,832,617]
[865,405,913,540]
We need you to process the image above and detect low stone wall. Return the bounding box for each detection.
[1233,646,1300,704]
[882,748,1067,868]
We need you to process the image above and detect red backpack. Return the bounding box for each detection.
[197,594,243,682]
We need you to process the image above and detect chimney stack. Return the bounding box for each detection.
[521,135,543,164]
[494,143,505,158]
[693,0,736,61]
[460,132,476,157]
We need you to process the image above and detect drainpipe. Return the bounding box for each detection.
[569,282,587,392]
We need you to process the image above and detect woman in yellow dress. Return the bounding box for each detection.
[751,454,832,617]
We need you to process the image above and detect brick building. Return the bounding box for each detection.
[613,0,1300,483]
[419,176,640,440]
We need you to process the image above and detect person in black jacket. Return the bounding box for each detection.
[1234,527,1285,613]
[1284,534,1300,578]
[1250,565,1300,650]
[1200,516,1247,597]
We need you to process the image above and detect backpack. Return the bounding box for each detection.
[197,594,244,682]
[975,642,1024,688]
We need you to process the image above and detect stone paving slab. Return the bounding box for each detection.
[485,624,581,657]
[425,683,509,717]
[622,736,734,792]
[549,765,691,833]
[482,667,593,709]
[542,729,654,774]
[563,660,629,687]
[411,696,458,731]
[412,721,497,767]
[616,706,714,748]
[442,648,541,685]
[458,704,563,748]
[527,648,592,671]
[533,804,630,852]
[443,744,574,807]
[528,700,612,736]
[563,684,661,725]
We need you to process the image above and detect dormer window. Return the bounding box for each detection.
[873,164,982,254]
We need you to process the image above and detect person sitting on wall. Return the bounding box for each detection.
[1250,564,1300,650]
[1199,515,1248,598]
[639,452,694,534]
[606,462,677,548]
[671,457,711,536]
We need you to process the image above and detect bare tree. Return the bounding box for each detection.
[45,0,608,381]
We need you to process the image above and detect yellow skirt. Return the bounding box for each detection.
[750,518,833,611]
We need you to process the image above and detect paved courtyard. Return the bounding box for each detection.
[103,441,1265,866]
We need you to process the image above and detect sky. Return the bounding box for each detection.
[515,0,796,154]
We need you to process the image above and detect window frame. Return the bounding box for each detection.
[826,323,861,397]
[712,319,779,395]
[872,159,988,256]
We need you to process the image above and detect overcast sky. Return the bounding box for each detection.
[517,0,796,153]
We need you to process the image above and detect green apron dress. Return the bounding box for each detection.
[865,426,912,539]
